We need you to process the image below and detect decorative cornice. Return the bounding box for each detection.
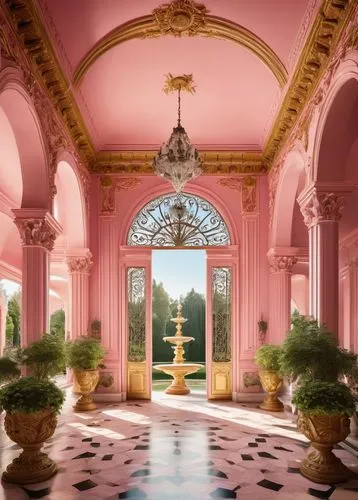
[93,150,266,175]
[264,0,355,166]
[3,0,95,165]
[73,1,287,89]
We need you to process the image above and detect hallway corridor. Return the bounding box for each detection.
[1,390,358,499]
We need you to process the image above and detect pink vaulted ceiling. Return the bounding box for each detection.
[39,0,312,151]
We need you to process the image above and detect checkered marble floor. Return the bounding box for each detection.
[1,388,358,499]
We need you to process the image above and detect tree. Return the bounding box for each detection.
[5,314,14,346]
[50,309,65,339]
[7,291,21,347]
[181,288,205,362]
[152,280,170,362]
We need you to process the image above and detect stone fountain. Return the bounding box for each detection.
[154,304,203,395]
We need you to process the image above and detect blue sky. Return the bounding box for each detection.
[152,250,206,300]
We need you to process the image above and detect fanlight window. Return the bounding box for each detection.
[127,193,230,247]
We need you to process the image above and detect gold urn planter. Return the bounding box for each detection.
[297,412,352,484]
[259,370,284,412]
[73,369,100,412]
[2,410,58,484]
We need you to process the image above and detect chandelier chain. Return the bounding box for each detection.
[177,87,181,127]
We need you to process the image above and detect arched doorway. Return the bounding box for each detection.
[121,191,239,401]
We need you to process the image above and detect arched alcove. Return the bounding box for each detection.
[54,158,87,248]
[270,145,307,247]
[0,73,49,208]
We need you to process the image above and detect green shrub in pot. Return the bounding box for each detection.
[22,334,66,380]
[66,336,105,411]
[0,376,65,484]
[255,344,283,412]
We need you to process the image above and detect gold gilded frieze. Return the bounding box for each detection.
[93,150,266,175]
[73,1,287,89]
[264,0,355,166]
[3,0,95,164]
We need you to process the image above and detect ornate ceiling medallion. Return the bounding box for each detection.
[153,0,208,36]
[163,73,196,94]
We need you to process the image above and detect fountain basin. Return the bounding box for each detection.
[154,363,203,395]
[163,336,194,344]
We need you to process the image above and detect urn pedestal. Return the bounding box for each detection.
[297,412,352,484]
[73,369,99,411]
[2,410,57,484]
[259,370,284,412]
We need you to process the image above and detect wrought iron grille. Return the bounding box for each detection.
[127,267,146,362]
[212,267,232,362]
[127,193,230,247]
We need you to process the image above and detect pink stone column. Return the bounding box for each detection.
[299,186,352,334]
[0,288,7,355]
[268,253,297,344]
[13,209,61,346]
[66,250,93,339]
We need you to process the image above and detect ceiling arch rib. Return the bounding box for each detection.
[73,14,288,89]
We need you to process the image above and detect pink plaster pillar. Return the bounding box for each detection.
[13,209,61,346]
[0,288,7,356]
[268,252,297,344]
[66,250,93,339]
[341,261,358,352]
[298,186,352,334]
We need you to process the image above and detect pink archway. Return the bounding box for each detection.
[54,152,87,248]
[270,144,307,248]
[0,69,49,208]
[313,53,358,183]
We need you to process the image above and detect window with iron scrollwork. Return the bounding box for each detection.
[127,267,146,362]
[212,267,232,362]
[127,193,230,247]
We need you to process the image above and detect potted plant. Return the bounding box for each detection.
[257,318,268,344]
[66,336,105,411]
[293,380,355,483]
[0,376,65,484]
[255,344,283,412]
[280,313,357,484]
[22,334,66,379]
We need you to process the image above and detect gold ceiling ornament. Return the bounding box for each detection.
[264,0,355,167]
[163,73,196,94]
[153,0,208,37]
[73,6,287,89]
[2,0,95,165]
[93,150,265,175]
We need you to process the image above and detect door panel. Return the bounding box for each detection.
[121,247,152,400]
[206,249,237,400]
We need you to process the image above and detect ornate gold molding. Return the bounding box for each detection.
[264,0,355,166]
[3,0,95,164]
[93,150,266,175]
[73,3,287,88]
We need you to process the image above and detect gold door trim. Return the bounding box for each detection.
[210,361,232,400]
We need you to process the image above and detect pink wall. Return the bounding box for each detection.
[89,174,270,400]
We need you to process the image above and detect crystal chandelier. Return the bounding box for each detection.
[153,74,203,193]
